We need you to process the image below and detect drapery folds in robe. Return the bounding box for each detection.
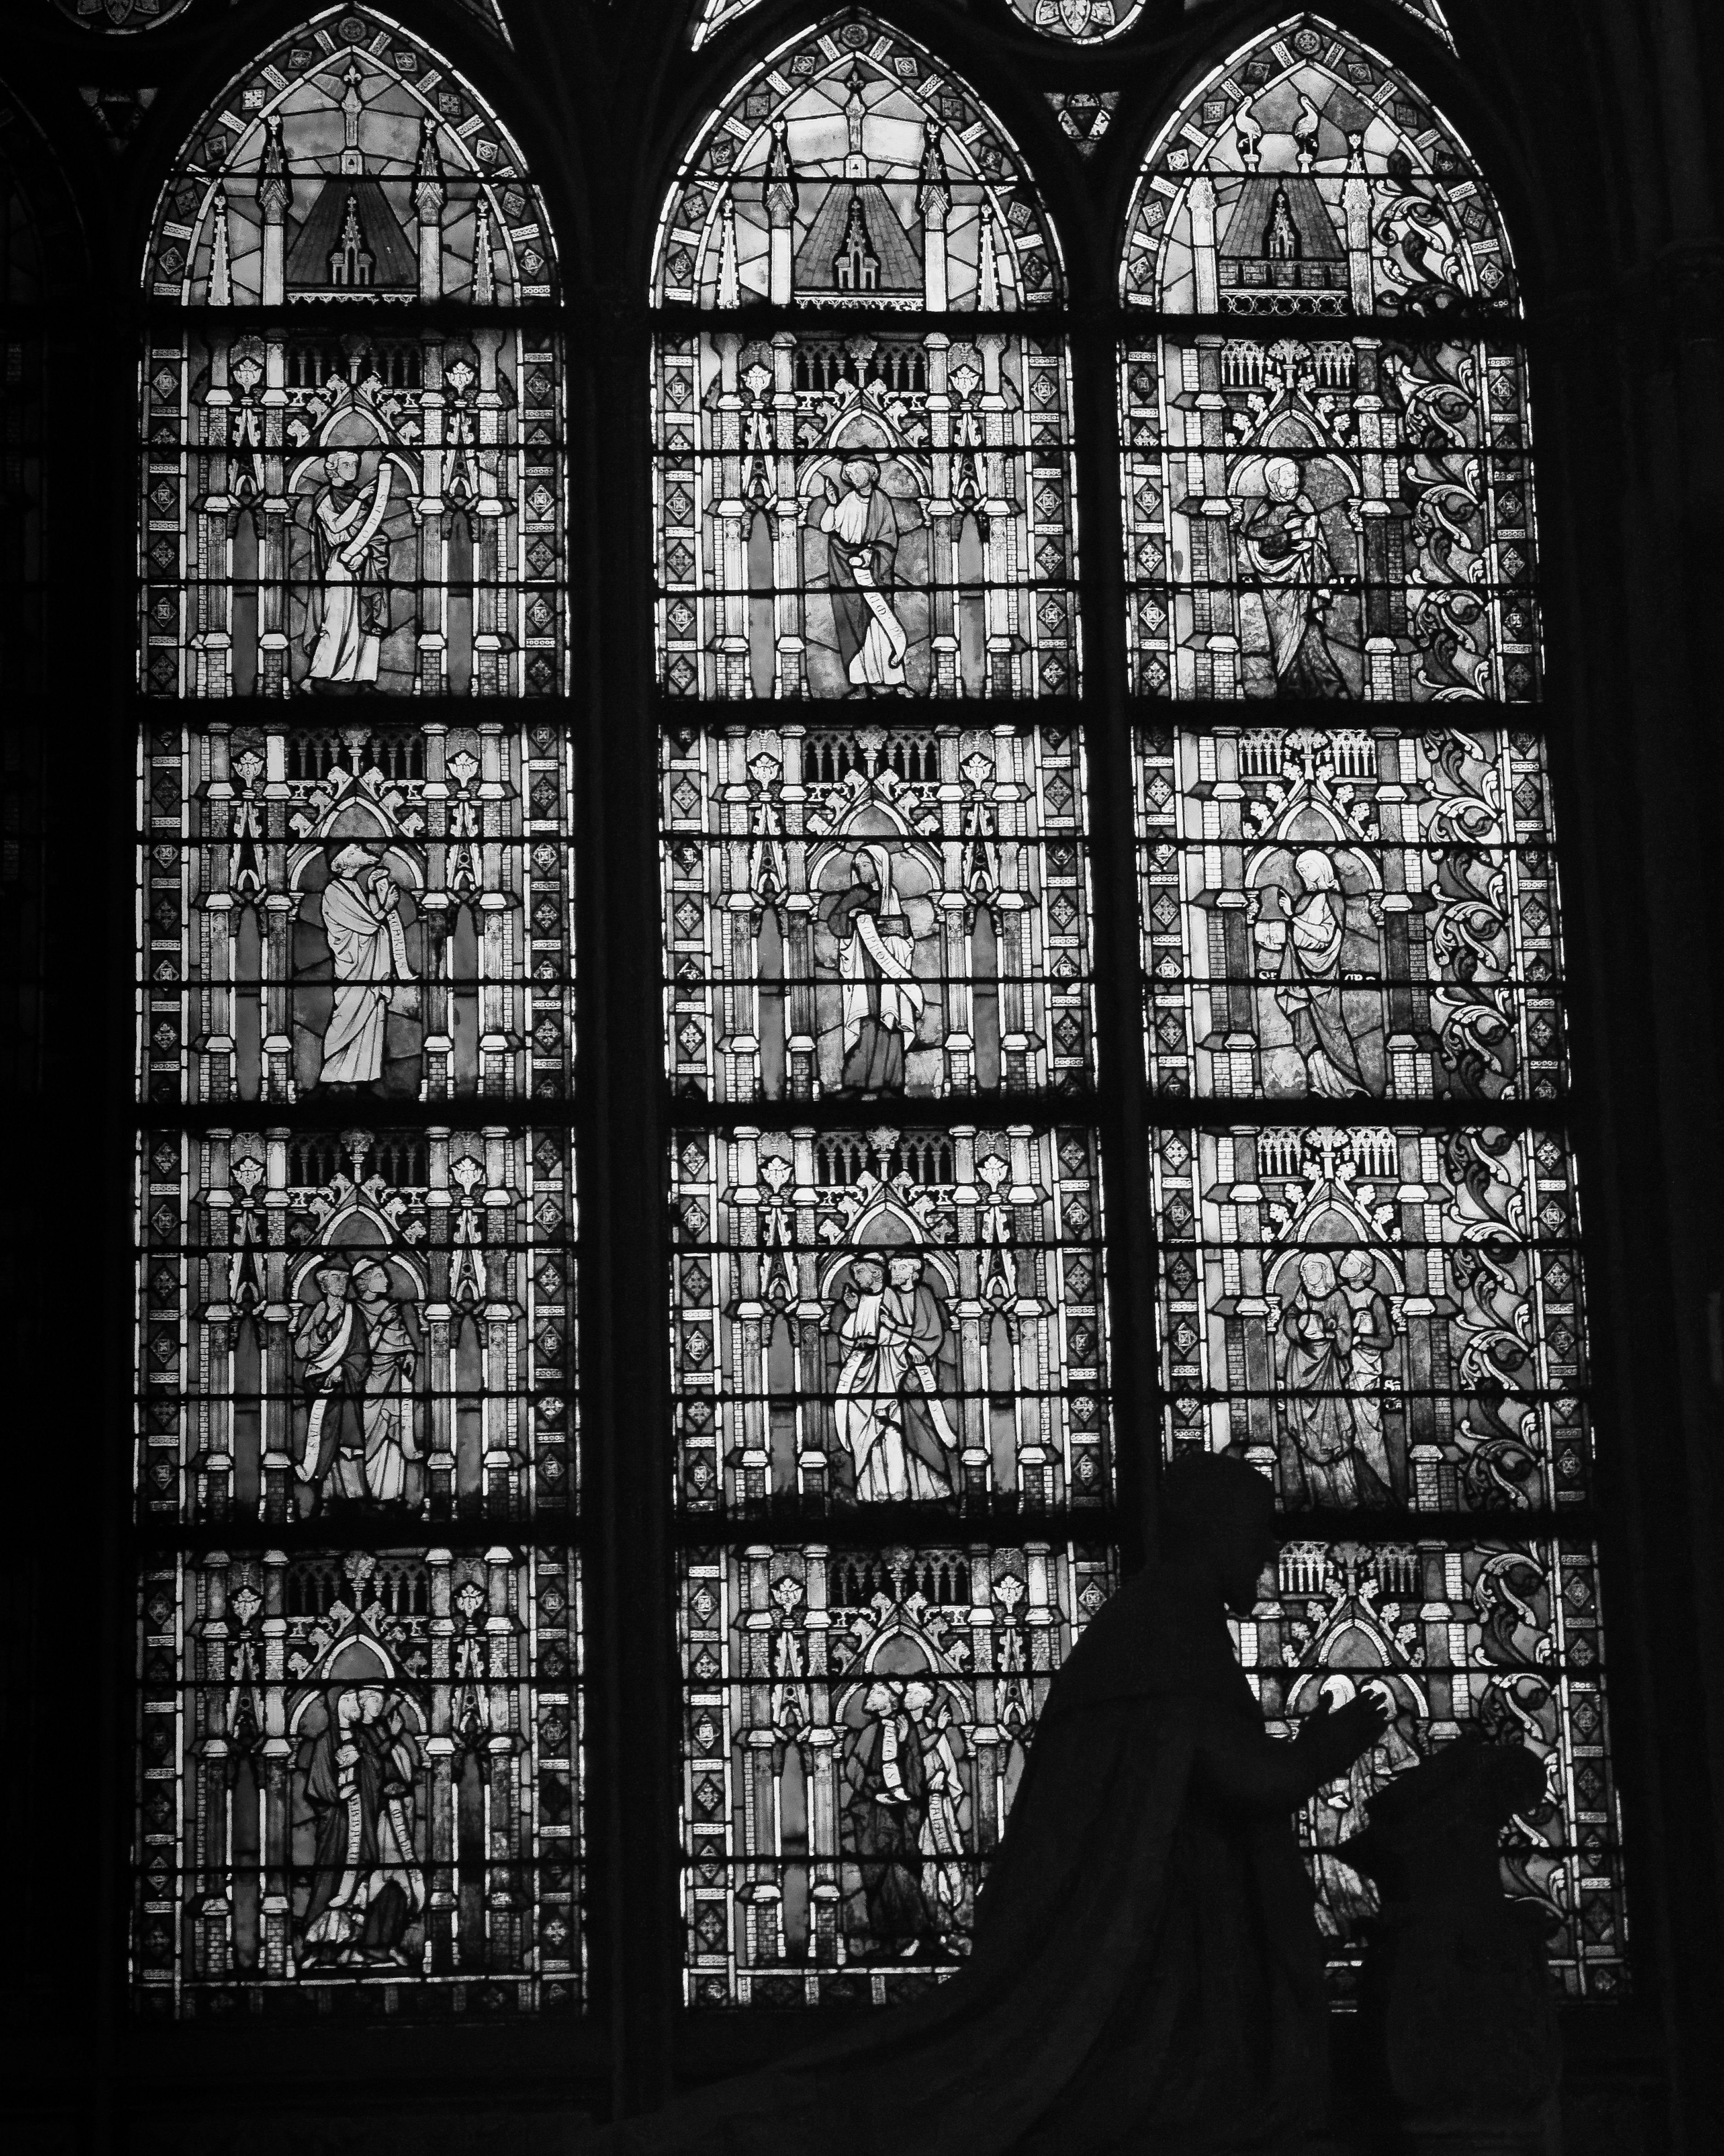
[596,1455,1385,2156]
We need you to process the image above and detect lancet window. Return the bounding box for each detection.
[655,14,1111,2011]
[132,10,581,2022]
[1124,18,1624,1997]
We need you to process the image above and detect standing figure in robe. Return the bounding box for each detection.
[300,1684,426,1966]
[306,448,393,689]
[1234,455,1352,698]
[293,1257,370,1510]
[844,1680,935,1956]
[1336,1248,1396,1504]
[1306,1673,1421,1940]
[584,1452,1390,2156]
[1253,850,1372,1098]
[905,1678,969,1945]
[351,1258,421,1507]
[831,1251,959,1501]
[824,845,924,1097]
[1279,1251,1370,1508]
[813,455,911,693]
[317,846,418,1089]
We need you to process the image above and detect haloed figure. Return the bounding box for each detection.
[351,1258,421,1507]
[1235,454,1351,698]
[317,845,418,1089]
[813,455,910,693]
[1255,849,1371,1099]
[307,447,393,689]
[827,845,924,1097]
[301,1684,425,1966]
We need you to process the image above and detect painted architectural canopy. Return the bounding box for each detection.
[1121,16,1515,317]
[653,15,1064,310]
[141,9,563,698]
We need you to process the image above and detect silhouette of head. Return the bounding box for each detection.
[1293,847,1338,892]
[852,1254,885,1293]
[1263,455,1301,504]
[1158,1452,1280,1615]
[1299,1252,1337,1297]
[1336,1249,1375,1290]
[840,455,877,494]
[886,1253,921,1291]
[328,448,361,487]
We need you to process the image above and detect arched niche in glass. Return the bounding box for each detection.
[651,10,1078,701]
[140,5,563,699]
[1121,20,1627,1998]
[1119,13,1530,705]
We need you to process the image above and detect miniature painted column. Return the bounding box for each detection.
[260,1548,293,1975]
[476,722,511,1090]
[258,732,295,1096]
[255,120,292,698]
[425,1548,458,1971]
[1374,730,1428,1096]
[1420,1545,1465,1742]
[935,730,972,1085]
[966,1550,1003,1856]
[417,337,449,696]
[423,1135,457,1508]
[802,1546,842,1963]
[923,335,958,695]
[1229,1130,1280,1477]
[770,333,806,696]
[723,735,763,1096]
[739,1546,782,1971]
[194,233,234,695]
[1192,334,1240,700]
[201,1158,236,1516]
[709,334,751,697]
[1006,1126,1052,1508]
[765,128,797,306]
[473,327,507,695]
[976,333,1016,694]
[194,1557,235,1977]
[1211,731,1260,1095]
[730,1129,770,1506]
[199,726,237,1100]
[779,732,818,1094]
[260,1132,297,1522]
[1399,1130,1447,1509]
[484,1548,523,1972]
[419,722,454,1096]
[481,1128,518,1510]
[942,1129,985,1498]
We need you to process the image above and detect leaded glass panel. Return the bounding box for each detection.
[662,724,1093,1102]
[1150,1125,1591,1514]
[653,331,1078,700]
[1135,725,1566,1102]
[652,21,1062,311]
[671,1126,1110,1515]
[1236,1534,1623,1997]
[140,14,563,697]
[134,1544,582,2016]
[679,1539,1115,2005]
[1001,0,1145,42]
[1120,25,1515,319]
[1119,336,1539,703]
[137,1125,576,1530]
[139,722,575,1106]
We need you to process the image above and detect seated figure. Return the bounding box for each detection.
[596,1453,1386,2155]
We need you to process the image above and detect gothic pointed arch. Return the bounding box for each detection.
[1124,18,1625,1997]
[131,8,582,2022]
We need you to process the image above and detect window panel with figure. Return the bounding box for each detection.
[141,13,563,698]
[1135,725,1566,1103]
[134,1545,581,2017]
[1118,23,1538,705]
[662,724,1092,1102]
[679,1540,1116,2006]
[139,723,574,1106]
[671,1126,1110,1517]
[1231,1535,1623,1997]
[137,1125,576,1530]
[651,18,1077,701]
[1149,1126,1592,1515]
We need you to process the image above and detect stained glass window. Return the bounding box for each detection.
[133,10,581,2018]
[658,15,1113,2007]
[1000,0,1146,43]
[1126,21,1623,1996]
[141,12,562,699]
[651,14,1078,701]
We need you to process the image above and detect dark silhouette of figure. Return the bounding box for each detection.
[590,1453,1388,2155]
